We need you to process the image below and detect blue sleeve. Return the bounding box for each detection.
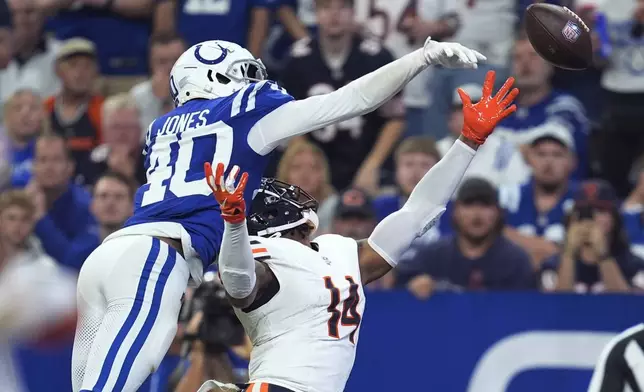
[34,216,73,263]
[61,233,101,271]
[548,95,590,179]
[231,81,294,125]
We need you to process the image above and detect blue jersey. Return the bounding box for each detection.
[499,181,578,244]
[10,140,35,188]
[124,81,293,268]
[497,90,589,180]
[174,0,280,46]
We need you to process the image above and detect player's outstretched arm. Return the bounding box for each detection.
[205,162,274,309]
[250,38,487,154]
[358,71,519,285]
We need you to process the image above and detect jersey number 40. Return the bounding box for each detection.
[324,276,362,344]
[141,121,233,207]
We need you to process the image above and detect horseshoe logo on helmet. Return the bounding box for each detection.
[194,43,229,65]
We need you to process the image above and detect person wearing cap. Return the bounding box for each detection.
[332,187,397,289]
[494,34,589,181]
[331,187,377,241]
[500,126,578,267]
[44,37,104,178]
[437,83,529,186]
[0,0,61,111]
[540,180,644,294]
[396,177,535,298]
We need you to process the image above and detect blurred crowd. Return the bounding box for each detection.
[0,0,644,390]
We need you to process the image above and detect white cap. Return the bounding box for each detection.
[452,83,483,106]
[526,123,576,151]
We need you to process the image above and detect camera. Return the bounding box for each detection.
[180,273,245,354]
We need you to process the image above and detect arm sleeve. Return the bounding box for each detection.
[248,49,428,155]
[218,220,258,299]
[368,140,475,266]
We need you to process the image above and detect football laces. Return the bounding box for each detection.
[563,7,590,33]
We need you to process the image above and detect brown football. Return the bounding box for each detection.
[524,3,593,70]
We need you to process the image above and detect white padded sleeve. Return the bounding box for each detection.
[219,220,257,299]
[368,140,476,266]
[248,49,428,155]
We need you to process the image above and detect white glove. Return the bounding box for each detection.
[422,37,486,69]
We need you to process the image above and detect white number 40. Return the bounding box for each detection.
[141,122,233,207]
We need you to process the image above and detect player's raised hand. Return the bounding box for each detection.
[204,162,248,224]
[458,70,519,145]
[423,37,487,69]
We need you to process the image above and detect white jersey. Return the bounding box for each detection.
[234,234,366,392]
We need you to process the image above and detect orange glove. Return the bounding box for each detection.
[457,70,519,145]
[204,162,249,224]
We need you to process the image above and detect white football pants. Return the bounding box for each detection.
[72,235,190,392]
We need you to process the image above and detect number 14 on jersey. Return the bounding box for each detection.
[324,276,362,344]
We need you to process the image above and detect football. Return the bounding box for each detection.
[524,3,593,70]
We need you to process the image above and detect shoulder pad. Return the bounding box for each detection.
[359,37,383,56]
[290,37,313,58]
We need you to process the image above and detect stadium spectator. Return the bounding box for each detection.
[3,89,46,187]
[372,136,442,242]
[60,171,134,271]
[131,33,186,137]
[0,189,52,267]
[540,180,644,293]
[623,154,644,259]
[153,0,275,56]
[282,0,405,193]
[331,186,394,289]
[0,0,11,73]
[500,126,577,267]
[0,0,60,106]
[437,84,528,186]
[42,0,153,92]
[397,177,535,299]
[262,1,311,77]
[496,35,589,181]
[582,0,644,198]
[276,140,338,235]
[354,0,460,138]
[84,93,146,187]
[0,189,77,392]
[453,0,515,71]
[25,134,96,268]
[331,187,376,241]
[0,130,9,191]
[45,38,104,176]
